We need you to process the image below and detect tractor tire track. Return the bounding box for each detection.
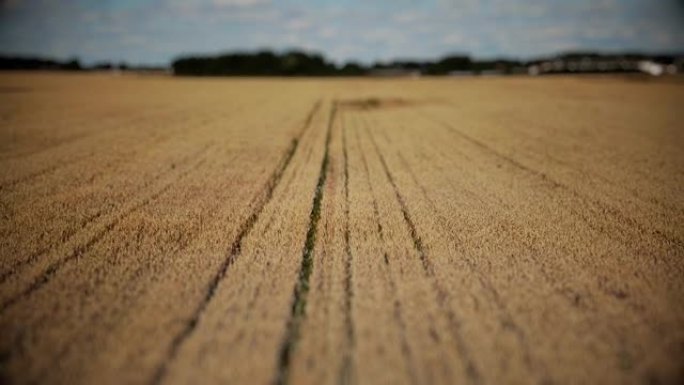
[338,110,356,385]
[0,151,96,191]
[354,119,419,385]
[275,101,335,385]
[420,111,684,257]
[26,157,248,384]
[0,142,212,284]
[149,99,321,385]
[420,112,684,306]
[0,144,214,314]
[365,119,501,385]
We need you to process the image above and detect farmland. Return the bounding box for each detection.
[0,72,682,385]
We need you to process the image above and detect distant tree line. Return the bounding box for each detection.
[2,50,682,76]
[172,51,339,76]
[0,56,83,71]
[170,50,529,76]
[0,55,166,73]
[171,50,682,77]
[370,56,526,75]
[534,51,681,63]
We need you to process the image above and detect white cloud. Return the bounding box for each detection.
[442,32,465,45]
[169,0,270,8]
[211,0,270,7]
[2,0,683,65]
[285,17,311,31]
[392,10,423,24]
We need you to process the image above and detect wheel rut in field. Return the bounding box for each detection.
[339,112,356,385]
[394,149,595,311]
[391,129,680,379]
[355,121,419,385]
[0,105,199,185]
[150,99,322,385]
[364,113,562,384]
[421,110,684,309]
[0,145,213,314]
[0,142,213,284]
[364,122,484,385]
[0,151,95,191]
[421,111,684,254]
[275,101,335,385]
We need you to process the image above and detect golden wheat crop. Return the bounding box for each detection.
[0,72,682,385]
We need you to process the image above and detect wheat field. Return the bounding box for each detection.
[0,72,683,385]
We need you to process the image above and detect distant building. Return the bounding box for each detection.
[637,61,665,76]
[527,54,680,76]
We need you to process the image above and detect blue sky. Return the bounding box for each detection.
[1,0,683,65]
